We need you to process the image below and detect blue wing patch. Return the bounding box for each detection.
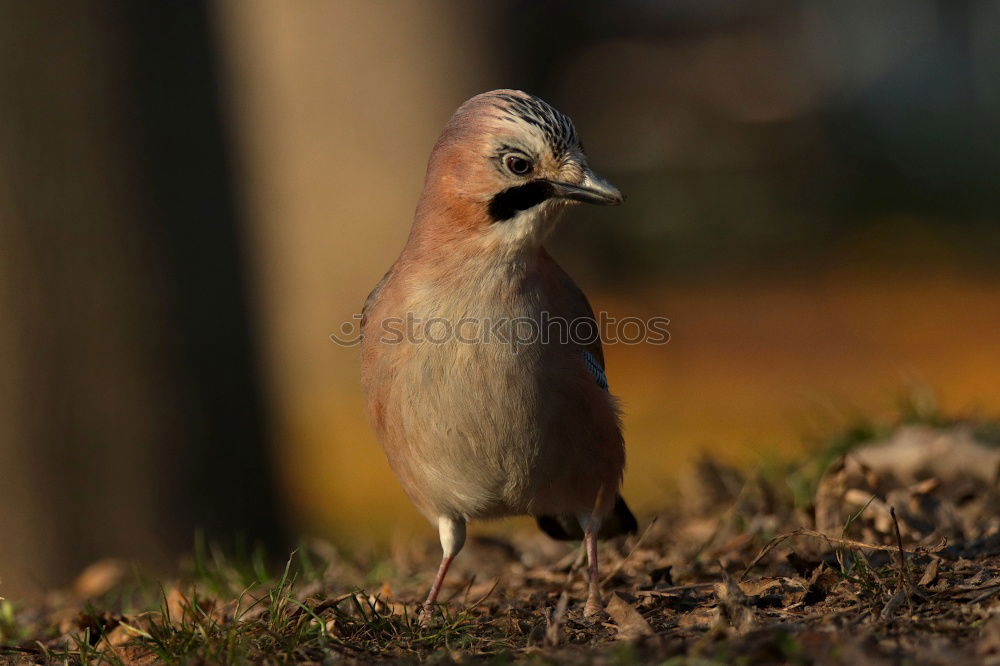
[581,350,609,390]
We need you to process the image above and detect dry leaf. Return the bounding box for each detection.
[880,588,906,620]
[96,616,154,650]
[606,593,654,641]
[738,578,782,597]
[919,558,940,587]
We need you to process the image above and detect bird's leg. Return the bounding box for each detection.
[580,515,604,618]
[421,553,454,611]
[583,527,603,617]
[420,515,466,624]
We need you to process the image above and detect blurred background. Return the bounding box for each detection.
[2,0,999,599]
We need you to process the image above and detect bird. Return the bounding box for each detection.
[360,89,636,619]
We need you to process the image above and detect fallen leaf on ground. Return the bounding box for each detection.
[606,593,654,640]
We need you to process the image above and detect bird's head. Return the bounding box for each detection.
[412,90,622,253]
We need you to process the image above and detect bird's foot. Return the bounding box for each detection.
[583,594,604,619]
[418,602,436,628]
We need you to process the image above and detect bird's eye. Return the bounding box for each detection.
[504,155,533,176]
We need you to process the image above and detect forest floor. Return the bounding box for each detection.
[3,409,1000,664]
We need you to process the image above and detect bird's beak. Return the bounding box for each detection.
[546,169,624,206]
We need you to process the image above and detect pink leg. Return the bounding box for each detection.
[422,553,454,614]
[420,515,465,624]
[583,527,603,617]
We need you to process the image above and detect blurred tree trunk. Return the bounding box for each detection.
[0,3,284,598]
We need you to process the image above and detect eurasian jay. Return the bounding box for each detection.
[360,89,636,619]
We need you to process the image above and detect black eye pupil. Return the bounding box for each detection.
[506,156,531,175]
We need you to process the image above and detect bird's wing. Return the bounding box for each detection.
[535,251,636,541]
[550,256,609,390]
[581,348,609,390]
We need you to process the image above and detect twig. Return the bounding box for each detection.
[937,582,1000,598]
[889,506,914,614]
[741,528,924,581]
[969,586,1000,605]
[310,592,356,614]
[446,575,476,604]
[465,578,500,612]
[634,583,716,596]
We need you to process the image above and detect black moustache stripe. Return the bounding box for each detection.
[488,181,555,222]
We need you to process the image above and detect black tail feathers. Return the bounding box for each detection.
[535,495,638,541]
